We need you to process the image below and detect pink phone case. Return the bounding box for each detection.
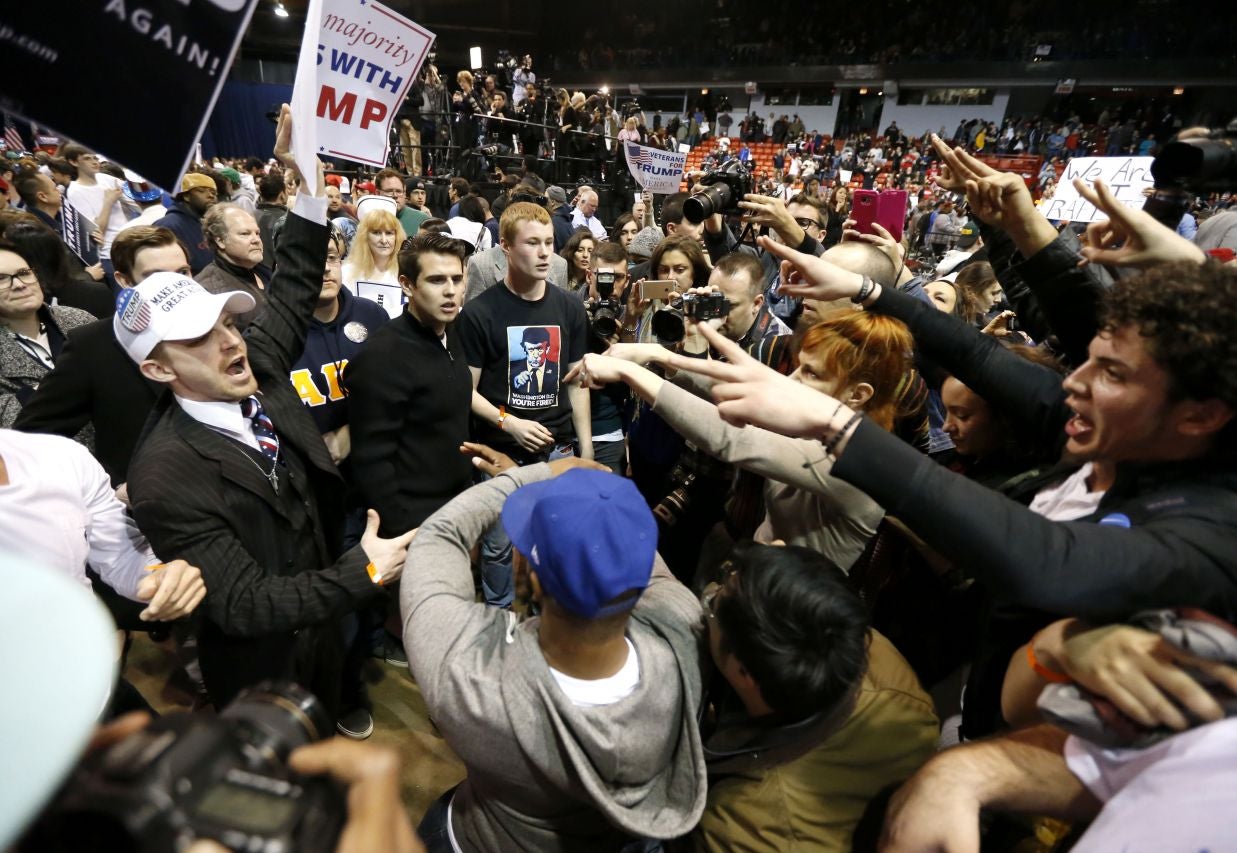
[851,189,879,235]
[877,190,909,242]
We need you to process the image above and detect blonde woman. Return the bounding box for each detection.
[452,69,484,153]
[343,197,406,316]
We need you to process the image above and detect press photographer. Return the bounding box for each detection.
[579,240,632,472]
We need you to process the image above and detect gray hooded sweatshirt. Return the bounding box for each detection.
[401,463,707,851]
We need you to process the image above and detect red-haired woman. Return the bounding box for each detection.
[574,310,916,574]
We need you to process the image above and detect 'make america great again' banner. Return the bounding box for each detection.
[0,0,258,190]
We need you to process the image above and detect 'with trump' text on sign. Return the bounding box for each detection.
[290,0,434,194]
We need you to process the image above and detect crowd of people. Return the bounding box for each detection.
[540,0,1236,70]
[4,73,1237,853]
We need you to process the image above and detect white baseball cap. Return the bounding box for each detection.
[112,271,256,363]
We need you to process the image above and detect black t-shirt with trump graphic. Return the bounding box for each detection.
[458,281,589,459]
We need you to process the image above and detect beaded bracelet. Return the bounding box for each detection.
[824,411,863,457]
[852,275,875,304]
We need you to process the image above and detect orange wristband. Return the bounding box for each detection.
[1027,635,1072,683]
[498,405,509,431]
[366,562,384,585]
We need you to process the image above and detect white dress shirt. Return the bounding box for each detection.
[0,430,155,599]
[571,208,608,241]
[175,395,260,452]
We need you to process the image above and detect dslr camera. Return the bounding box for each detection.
[1145,118,1237,227]
[22,683,345,853]
[683,160,753,223]
[651,291,732,343]
[588,271,623,339]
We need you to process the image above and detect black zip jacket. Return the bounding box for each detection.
[981,222,1111,368]
[838,286,1237,624]
[344,310,474,537]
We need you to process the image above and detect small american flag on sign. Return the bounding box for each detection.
[3,114,25,153]
[627,142,654,167]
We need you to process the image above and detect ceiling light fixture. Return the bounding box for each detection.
[274,2,289,17]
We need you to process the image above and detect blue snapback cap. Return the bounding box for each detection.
[502,469,657,618]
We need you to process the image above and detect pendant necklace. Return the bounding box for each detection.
[231,445,280,493]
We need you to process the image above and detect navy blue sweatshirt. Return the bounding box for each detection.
[290,286,390,435]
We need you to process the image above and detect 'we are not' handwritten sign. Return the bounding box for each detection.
[1040,157,1155,223]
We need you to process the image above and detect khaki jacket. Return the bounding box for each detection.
[692,632,938,851]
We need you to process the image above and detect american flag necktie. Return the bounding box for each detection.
[241,395,280,463]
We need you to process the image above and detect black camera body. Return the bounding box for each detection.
[588,271,623,339]
[1144,119,1237,227]
[23,683,344,853]
[651,291,732,342]
[681,291,731,322]
[683,160,753,223]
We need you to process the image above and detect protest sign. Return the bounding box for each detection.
[1039,156,1154,223]
[353,280,405,319]
[0,0,258,191]
[60,198,100,267]
[623,142,688,194]
[290,0,434,193]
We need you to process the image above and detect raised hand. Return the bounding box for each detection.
[603,342,672,368]
[664,323,845,438]
[738,193,803,246]
[843,220,904,275]
[960,171,1028,230]
[756,235,867,303]
[929,132,977,193]
[1075,178,1206,268]
[565,352,630,390]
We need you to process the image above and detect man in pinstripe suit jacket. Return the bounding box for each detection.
[121,111,416,715]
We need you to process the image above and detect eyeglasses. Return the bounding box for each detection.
[380,189,406,198]
[699,559,739,619]
[794,216,822,230]
[0,268,38,290]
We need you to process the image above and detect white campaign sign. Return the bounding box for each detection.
[1039,156,1154,223]
[623,142,688,194]
[291,0,434,192]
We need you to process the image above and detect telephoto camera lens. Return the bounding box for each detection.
[682,184,730,224]
[1152,122,1237,192]
[223,682,333,763]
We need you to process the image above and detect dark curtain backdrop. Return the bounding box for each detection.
[201,81,292,159]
